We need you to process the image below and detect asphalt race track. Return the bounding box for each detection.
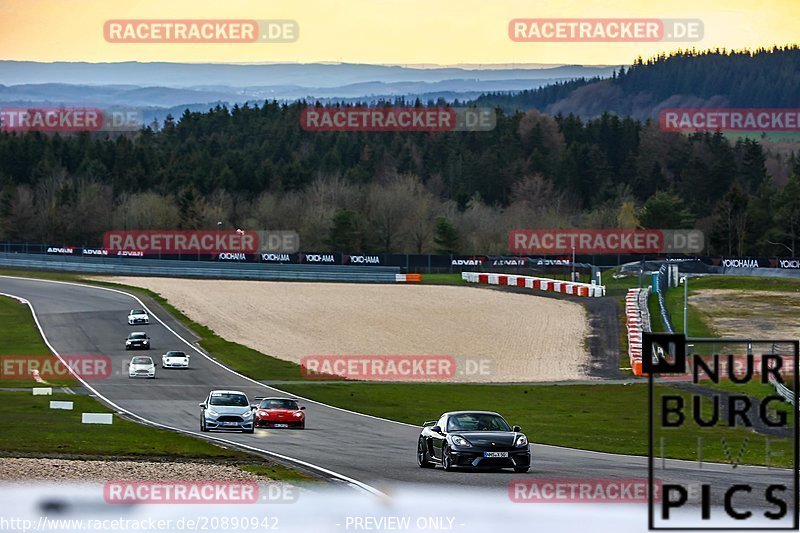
[0,276,795,512]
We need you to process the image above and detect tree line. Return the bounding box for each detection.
[0,51,799,256]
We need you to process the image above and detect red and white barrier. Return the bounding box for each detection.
[461,272,604,297]
[626,288,651,376]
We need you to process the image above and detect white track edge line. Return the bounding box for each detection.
[0,285,385,496]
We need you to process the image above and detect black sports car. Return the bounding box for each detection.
[125,332,151,350]
[417,411,530,472]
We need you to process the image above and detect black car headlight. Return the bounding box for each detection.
[451,435,472,447]
[515,434,528,447]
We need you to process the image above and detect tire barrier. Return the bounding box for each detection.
[461,272,605,297]
[395,274,422,283]
[626,288,651,376]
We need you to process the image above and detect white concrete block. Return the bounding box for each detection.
[81,413,113,424]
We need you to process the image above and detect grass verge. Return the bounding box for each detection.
[0,294,76,388]
[0,273,319,483]
[279,382,794,467]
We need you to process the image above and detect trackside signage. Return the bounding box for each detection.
[643,333,799,529]
[301,355,457,381]
[509,479,661,503]
[104,230,259,254]
[509,229,704,255]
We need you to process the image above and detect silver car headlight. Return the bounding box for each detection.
[242,410,253,418]
[206,409,220,417]
[451,435,472,447]
[515,434,528,447]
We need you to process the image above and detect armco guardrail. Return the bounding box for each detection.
[655,264,675,333]
[770,377,796,407]
[0,252,401,283]
[461,272,605,297]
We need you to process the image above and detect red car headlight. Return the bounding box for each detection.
[294,411,304,418]
[257,410,267,417]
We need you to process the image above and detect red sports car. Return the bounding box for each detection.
[253,397,306,429]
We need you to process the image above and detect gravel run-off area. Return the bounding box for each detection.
[98,278,592,383]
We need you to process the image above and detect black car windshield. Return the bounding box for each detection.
[260,399,299,410]
[128,333,147,339]
[165,352,186,357]
[131,357,152,364]
[131,310,145,315]
[447,413,511,432]
[210,393,248,407]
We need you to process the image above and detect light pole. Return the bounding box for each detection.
[571,246,576,282]
[682,275,689,336]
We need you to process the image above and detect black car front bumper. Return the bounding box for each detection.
[449,447,531,469]
[126,342,149,350]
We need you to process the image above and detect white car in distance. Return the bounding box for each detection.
[127,309,150,325]
[162,351,190,369]
[128,356,156,379]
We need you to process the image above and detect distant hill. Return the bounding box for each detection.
[0,61,618,114]
[0,61,616,88]
[475,46,800,119]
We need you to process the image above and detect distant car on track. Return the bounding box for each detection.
[125,332,151,350]
[253,397,306,429]
[417,411,530,473]
[199,390,255,433]
[161,350,190,369]
[127,309,150,325]
[128,355,156,379]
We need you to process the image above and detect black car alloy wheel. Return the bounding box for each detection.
[442,445,454,472]
[417,438,434,468]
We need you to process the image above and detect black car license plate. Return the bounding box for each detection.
[483,451,508,458]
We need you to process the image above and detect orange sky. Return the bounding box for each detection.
[0,0,797,66]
